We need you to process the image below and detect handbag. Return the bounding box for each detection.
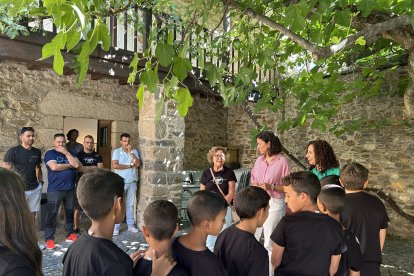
[209,168,240,223]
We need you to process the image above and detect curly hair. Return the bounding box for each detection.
[256,131,283,156]
[307,140,339,172]
[206,146,227,164]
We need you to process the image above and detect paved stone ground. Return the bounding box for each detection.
[38,218,413,275]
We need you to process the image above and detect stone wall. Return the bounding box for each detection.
[0,60,139,187]
[137,88,184,225]
[183,95,228,170]
[227,68,414,237]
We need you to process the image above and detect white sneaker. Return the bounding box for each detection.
[128,225,139,233]
[113,224,120,236]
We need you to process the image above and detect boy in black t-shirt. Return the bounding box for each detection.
[62,170,174,276]
[172,190,228,276]
[134,200,189,276]
[340,162,389,276]
[214,186,270,276]
[318,184,362,276]
[270,171,343,276]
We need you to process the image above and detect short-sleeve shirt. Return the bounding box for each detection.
[214,225,268,276]
[171,237,228,276]
[44,149,77,192]
[112,147,141,182]
[270,211,343,276]
[133,257,189,276]
[340,192,388,263]
[0,245,34,276]
[335,229,362,276]
[200,166,236,196]
[311,167,340,180]
[250,154,290,199]
[76,150,103,175]
[62,232,133,276]
[4,145,41,191]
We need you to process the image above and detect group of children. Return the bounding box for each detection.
[62,162,388,276]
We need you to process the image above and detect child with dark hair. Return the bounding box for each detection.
[340,162,388,276]
[318,185,362,276]
[63,169,174,276]
[320,175,341,187]
[270,171,343,276]
[134,200,189,276]
[172,190,228,276]
[214,186,270,276]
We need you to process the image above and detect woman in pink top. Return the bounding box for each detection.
[251,131,290,274]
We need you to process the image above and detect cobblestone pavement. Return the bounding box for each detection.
[38,219,413,276]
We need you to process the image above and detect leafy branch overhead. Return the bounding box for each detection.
[1,0,413,126]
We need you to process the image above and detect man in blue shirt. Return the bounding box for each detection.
[44,133,81,249]
[111,133,141,235]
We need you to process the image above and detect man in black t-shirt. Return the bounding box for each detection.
[1,127,42,223]
[340,163,388,276]
[215,187,270,276]
[74,135,103,233]
[270,172,343,276]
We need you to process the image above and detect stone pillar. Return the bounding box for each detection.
[137,87,184,225]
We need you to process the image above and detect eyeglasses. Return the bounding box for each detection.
[20,127,34,135]
[213,154,225,159]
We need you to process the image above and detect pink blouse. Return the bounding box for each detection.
[251,154,291,199]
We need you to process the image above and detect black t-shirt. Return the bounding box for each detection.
[0,246,34,276]
[4,145,41,191]
[62,232,133,276]
[340,191,388,263]
[200,166,237,196]
[171,237,228,276]
[335,229,362,276]
[214,225,268,276]
[133,257,189,276]
[270,211,343,276]
[76,151,103,179]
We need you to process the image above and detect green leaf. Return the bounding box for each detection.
[43,0,63,12]
[88,19,110,54]
[172,57,192,81]
[128,53,139,84]
[175,87,193,117]
[205,62,220,85]
[70,4,85,30]
[66,29,81,51]
[285,0,308,31]
[155,42,175,67]
[53,51,64,75]
[411,14,414,29]
[356,0,375,17]
[167,30,174,45]
[355,36,366,45]
[140,69,159,93]
[77,41,90,85]
[41,32,67,60]
[136,85,145,109]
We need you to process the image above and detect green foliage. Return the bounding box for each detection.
[1,0,413,134]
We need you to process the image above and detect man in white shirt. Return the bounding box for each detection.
[111,133,141,235]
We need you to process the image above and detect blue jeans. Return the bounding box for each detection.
[206,206,232,252]
[44,190,75,240]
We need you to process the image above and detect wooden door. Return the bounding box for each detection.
[97,120,112,169]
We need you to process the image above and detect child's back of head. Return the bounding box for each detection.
[318,185,346,215]
[144,200,178,241]
[320,175,341,187]
[234,186,270,220]
[77,169,124,221]
[187,190,228,227]
[340,162,369,191]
